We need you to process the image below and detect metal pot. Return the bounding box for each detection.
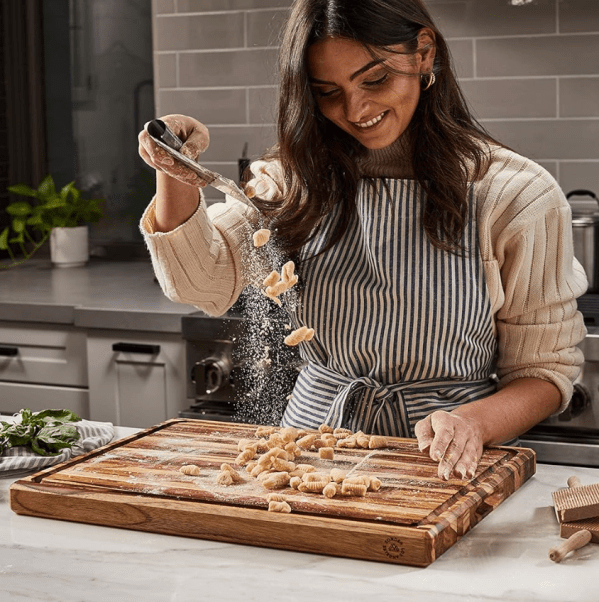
[568,189,599,293]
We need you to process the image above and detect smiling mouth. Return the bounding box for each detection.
[354,111,387,129]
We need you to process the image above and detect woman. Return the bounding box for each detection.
[138,0,587,481]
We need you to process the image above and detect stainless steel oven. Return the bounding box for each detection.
[520,325,599,467]
[178,303,302,425]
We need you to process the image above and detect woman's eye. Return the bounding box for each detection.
[364,74,388,87]
[314,88,339,98]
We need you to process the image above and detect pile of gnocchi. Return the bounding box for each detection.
[238,424,387,513]
[178,424,388,512]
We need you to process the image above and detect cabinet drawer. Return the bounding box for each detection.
[0,381,89,418]
[87,331,186,428]
[0,322,88,387]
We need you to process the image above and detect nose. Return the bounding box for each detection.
[343,89,369,123]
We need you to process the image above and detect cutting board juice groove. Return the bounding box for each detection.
[10,419,536,566]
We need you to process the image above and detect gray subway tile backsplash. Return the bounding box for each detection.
[179,48,279,87]
[428,0,556,38]
[477,34,599,77]
[156,13,244,51]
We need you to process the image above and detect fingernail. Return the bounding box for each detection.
[443,468,451,481]
[433,451,442,461]
[456,465,466,479]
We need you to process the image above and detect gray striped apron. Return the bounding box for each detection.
[281,178,498,437]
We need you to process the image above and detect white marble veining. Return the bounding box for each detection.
[1,428,598,602]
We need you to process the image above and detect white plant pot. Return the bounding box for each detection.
[50,226,89,268]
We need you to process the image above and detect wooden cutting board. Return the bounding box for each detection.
[10,419,535,567]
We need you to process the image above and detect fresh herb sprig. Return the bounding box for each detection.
[0,409,81,456]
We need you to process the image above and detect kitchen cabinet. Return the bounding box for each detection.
[86,330,186,428]
[0,321,89,417]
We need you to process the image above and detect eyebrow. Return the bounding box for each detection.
[309,58,386,85]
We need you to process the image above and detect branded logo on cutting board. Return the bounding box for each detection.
[383,537,406,559]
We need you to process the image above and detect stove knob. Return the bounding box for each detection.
[191,357,232,395]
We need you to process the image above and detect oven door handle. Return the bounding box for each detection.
[112,342,161,355]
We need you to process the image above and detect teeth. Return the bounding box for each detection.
[355,112,385,128]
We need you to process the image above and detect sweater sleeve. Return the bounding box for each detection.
[139,190,256,316]
[477,147,588,412]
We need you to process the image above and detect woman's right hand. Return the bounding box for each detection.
[138,114,211,188]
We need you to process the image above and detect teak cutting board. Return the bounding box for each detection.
[10,419,535,567]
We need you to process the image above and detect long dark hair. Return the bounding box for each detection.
[250,0,500,257]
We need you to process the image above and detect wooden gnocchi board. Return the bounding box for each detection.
[9,419,535,567]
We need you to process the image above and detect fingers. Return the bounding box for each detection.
[415,410,483,481]
[138,117,209,188]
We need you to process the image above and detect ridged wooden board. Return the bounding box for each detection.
[10,419,536,566]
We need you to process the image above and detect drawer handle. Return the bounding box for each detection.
[0,346,18,357]
[112,342,161,355]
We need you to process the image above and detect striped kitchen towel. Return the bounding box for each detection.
[0,418,114,478]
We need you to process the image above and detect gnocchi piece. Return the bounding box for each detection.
[284,326,315,347]
[255,425,277,437]
[294,464,316,474]
[261,471,291,490]
[289,476,301,489]
[220,463,243,483]
[313,438,330,450]
[266,493,287,502]
[341,480,368,497]
[318,424,334,434]
[253,228,271,247]
[237,438,251,451]
[368,435,388,449]
[368,476,382,492]
[334,427,354,437]
[271,457,296,472]
[279,427,300,443]
[266,433,286,449]
[298,480,328,493]
[302,471,331,484]
[179,464,201,476]
[216,471,234,486]
[281,261,296,283]
[256,469,276,481]
[320,434,337,448]
[296,434,317,449]
[337,437,358,449]
[263,270,280,288]
[329,468,347,483]
[268,500,291,513]
[318,447,335,460]
[255,438,269,453]
[258,447,289,466]
[266,281,289,298]
[235,448,256,465]
[245,461,258,473]
[322,482,339,499]
[284,442,302,459]
[251,463,271,478]
[356,434,370,449]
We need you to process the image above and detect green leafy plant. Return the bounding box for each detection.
[0,174,102,268]
[0,408,81,456]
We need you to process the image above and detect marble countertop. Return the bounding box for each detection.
[0,260,199,332]
[0,426,598,602]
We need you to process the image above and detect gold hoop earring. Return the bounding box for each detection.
[422,72,436,91]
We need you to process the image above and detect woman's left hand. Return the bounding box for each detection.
[414,410,484,480]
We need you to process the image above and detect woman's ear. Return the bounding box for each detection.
[417,28,436,72]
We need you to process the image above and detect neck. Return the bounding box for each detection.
[356,135,414,179]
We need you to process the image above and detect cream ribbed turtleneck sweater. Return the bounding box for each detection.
[140,142,587,411]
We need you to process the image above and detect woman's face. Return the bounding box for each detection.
[307,36,432,150]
